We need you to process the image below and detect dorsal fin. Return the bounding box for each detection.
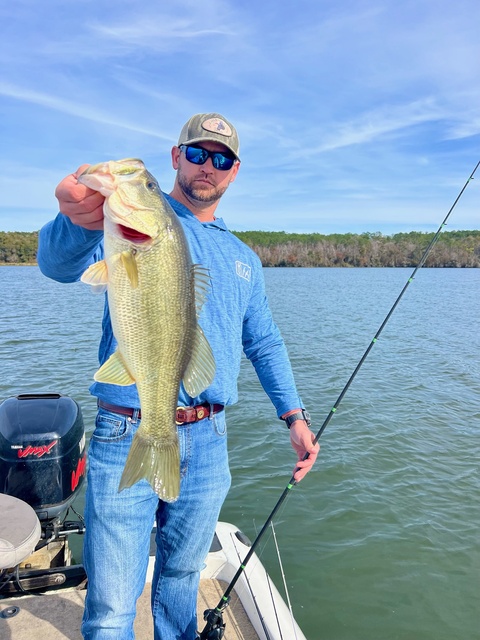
[192,264,211,318]
[182,265,215,397]
[182,325,216,398]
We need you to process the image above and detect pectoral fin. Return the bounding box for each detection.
[94,350,135,386]
[81,260,108,294]
[120,250,139,288]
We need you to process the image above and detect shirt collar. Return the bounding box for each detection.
[164,192,229,231]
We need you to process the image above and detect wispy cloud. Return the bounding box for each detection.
[90,20,236,46]
[0,82,172,140]
[313,99,446,152]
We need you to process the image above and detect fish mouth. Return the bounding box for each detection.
[118,224,152,243]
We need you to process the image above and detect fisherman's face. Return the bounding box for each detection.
[172,141,240,205]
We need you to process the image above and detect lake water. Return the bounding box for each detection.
[1,266,479,640]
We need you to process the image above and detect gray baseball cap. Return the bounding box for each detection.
[178,113,240,160]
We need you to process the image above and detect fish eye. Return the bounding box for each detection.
[146,180,158,190]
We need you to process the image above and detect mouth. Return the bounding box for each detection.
[194,176,215,185]
[118,224,151,243]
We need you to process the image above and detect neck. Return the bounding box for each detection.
[169,185,219,222]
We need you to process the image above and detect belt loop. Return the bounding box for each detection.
[209,403,215,420]
[131,408,140,424]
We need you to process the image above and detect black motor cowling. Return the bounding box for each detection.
[0,393,86,521]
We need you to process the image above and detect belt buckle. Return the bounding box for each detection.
[196,405,207,421]
[176,406,187,425]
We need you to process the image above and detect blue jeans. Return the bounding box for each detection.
[81,406,231,640]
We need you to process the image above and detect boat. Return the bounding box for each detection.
[0,392,307,639]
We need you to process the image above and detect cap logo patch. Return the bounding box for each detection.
[202,118,232,138]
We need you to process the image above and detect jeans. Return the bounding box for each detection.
[81,406,231,640]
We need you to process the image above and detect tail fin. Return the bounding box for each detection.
[118,432,180,502]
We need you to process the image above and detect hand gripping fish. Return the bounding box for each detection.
[79,159,215,502]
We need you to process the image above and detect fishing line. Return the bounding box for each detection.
[230,532,274,640]
[199,160,479,639]
[270,522,298,640]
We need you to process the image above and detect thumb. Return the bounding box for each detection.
[73,164,91,180]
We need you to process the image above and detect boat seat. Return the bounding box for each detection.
[0,493,41,570]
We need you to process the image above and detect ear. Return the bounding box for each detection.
[171,146,181,170]
[229,161,240,184]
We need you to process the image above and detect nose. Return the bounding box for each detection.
[199,158,215,173]
[206,156,218,169]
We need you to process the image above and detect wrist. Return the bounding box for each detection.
[281,409,311,428]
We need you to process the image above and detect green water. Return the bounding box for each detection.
[1,266,479,640]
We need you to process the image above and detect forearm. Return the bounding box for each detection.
[243,311,303,417]
[252,350,302,416]
[246,331,319,480]
[38,213,103,283]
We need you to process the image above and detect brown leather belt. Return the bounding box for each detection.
[97,399,224,425]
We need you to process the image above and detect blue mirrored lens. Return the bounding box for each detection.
[185,146,209,164]
[212,154,234,170]
[183,145,234,171]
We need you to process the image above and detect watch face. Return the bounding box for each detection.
[302,410,312,426]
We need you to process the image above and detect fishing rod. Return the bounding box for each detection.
[199,160,479,640]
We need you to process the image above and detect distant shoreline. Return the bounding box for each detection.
[1,263,479,269]
[1,229,479,268]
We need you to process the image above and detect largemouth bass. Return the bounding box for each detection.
[79,159,215,502]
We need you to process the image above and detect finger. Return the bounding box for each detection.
[293,465,309,482]
[67,203,105,230]
[292,438,319,457]
[293,456,317,480]
[292,445,319,481]
[55,165,97,205]
[73,164,91,179]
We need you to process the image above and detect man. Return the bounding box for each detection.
[37,112,319,640]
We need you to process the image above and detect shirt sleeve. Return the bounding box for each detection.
[37,213,104,283]
[242,260,303,418]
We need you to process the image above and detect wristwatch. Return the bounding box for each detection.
[282,409,311,428]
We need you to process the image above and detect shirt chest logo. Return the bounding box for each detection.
[235,260,251,282]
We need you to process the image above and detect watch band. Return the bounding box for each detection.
[282,409,311,428]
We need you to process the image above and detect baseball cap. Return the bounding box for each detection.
[178,113,240,160]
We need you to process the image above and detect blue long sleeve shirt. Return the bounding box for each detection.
[37,194,303,417]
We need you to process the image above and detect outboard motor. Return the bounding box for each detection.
[0,393,86,521]
[0,393,87,595]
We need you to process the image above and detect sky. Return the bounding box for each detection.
[1,0,479,234]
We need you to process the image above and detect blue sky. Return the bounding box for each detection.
[1,0,479,234]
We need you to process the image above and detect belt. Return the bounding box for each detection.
[97,399,224,425]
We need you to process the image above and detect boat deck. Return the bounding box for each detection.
[0,579,259,640]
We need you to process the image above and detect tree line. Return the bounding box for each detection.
[1,229,479,267]
[234,230,480,267]
[0,232,38,264]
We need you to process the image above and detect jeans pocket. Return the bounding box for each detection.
[92,408,132,442]
[212,411,227,436]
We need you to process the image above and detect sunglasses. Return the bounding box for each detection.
[179,144,236,171]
